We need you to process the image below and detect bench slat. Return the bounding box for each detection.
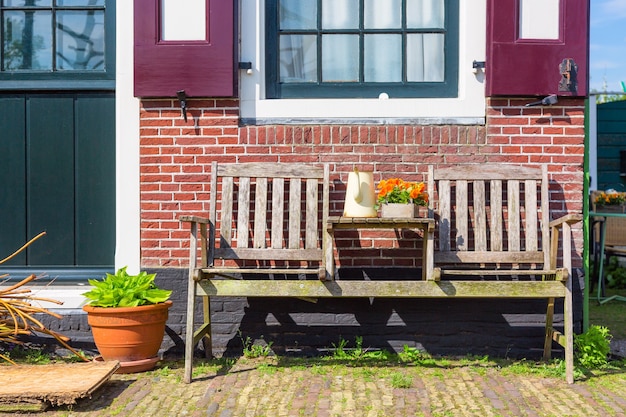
[237,177,251,248]
[271,178,285,249]
[254,178,268,248]
[214,247,323,261]
[434,250,545,264]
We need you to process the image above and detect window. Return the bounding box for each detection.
[0,0,114,89]
[266,0,458,99]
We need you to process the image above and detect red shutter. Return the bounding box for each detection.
[134,0,235,98]
[486,0,589,97]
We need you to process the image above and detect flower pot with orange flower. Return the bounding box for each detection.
[376,177,429,218]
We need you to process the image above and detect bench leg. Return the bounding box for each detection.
[543,297,555,361]
[184,221,198,384]
[184,277,197,384]
[564,277,574,384]
[201,295,213,358]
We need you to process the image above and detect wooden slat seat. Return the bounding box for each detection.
[180,162,330,383]
[427,164,582,383]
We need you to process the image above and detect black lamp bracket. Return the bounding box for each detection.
[176,90,188,122]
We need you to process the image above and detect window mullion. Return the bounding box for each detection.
[359,0,364,83]
[402,0,407,84]
[317,0,322,85]
[52,2,56,71]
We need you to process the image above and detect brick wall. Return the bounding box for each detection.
[139,97,585,269]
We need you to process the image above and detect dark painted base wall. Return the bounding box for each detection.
[39,267,584,361]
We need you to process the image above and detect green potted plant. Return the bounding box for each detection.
[82,267,172,373]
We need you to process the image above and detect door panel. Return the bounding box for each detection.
[0,98,27,263]
[75,95,116,265]
[0,93,115,270]
[28,97,76,265]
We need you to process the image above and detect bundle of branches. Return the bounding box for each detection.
[0,232,88,364]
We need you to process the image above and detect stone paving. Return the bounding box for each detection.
[2,356,626,417]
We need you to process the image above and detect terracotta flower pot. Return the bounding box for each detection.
[83,300,172,372]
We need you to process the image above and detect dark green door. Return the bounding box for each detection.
[596,100,626,191]
[0,0,115,279]
[0,93,115,276]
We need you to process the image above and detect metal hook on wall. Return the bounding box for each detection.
[176,90,188,122]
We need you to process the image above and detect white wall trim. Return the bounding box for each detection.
[239,0,487,121]
[115,0,141,273]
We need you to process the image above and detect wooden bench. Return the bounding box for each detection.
[180,162,331,383]
[427,164,582,383]
[180,162,581,384]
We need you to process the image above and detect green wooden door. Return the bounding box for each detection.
[0,93,115,276]
[597,100,626,190]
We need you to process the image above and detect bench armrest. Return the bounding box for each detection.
[179,215,210,224]
[549,213,582,229]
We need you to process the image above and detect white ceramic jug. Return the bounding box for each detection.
[343,168,377,218]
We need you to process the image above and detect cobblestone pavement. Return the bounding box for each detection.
[3,357,626,417]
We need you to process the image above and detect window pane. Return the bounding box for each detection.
[364,0,401,29]
[3,11,52,70]
[322,0,358,29]
[407,33,444,81]
[3,0,51,6]
[56,10,104,70]
[280,0,316,30]
[407,0,444,28]
[364,34,401,82]
[280,34,317,83]
[322,34,358,82]
[56,0,105,5]
[160,0,206,41]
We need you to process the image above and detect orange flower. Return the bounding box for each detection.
[376,177,428,207]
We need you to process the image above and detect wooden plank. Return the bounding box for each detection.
[541,165,551,267]
[525,179,538,251]
[237,177,251,248]
[439,180,451,251]
[208,161,219,267]
[214,247,323,261]
[271,178,285,249]
[434,250,544,264]
[328,217,434,229]
[490,180,503,251]
[218,163,325,178]
[196,279,567,298]
[439,269,558,276]
[474,180,487,251]
[201,266,324,275]
[253,177,268,248]
[507,180,521,251]
[435,165,541,180]
[289,178,302,249]
[220,177,234,244]
[306,178,318,249]
[456,180,468,250]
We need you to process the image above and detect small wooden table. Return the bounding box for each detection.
[326,216,435,281]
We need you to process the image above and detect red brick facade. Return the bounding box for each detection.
[139,98,585,269]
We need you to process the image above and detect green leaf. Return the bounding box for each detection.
[82,267,171,308]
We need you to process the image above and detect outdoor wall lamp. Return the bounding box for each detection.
[177,90,188,122]
[525,94,558,107]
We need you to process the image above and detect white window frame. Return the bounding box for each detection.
[239,0,486,124]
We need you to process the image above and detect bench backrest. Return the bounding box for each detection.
[207,162,330,272]
[427,164,551,271]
